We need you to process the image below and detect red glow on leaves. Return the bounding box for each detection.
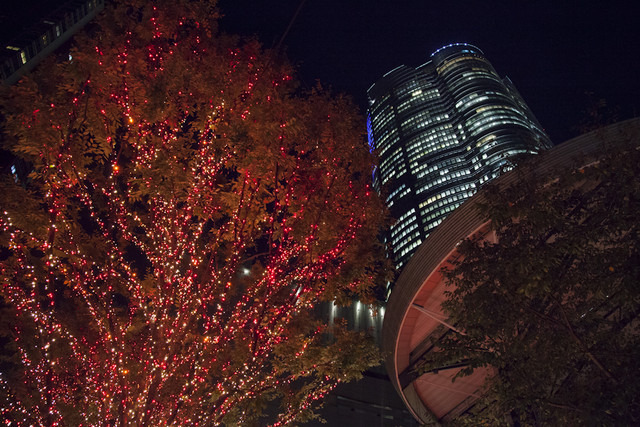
[0,2,382,425]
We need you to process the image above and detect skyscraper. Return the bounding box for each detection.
[367,43,552,271]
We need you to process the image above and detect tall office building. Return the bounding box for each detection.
[367,43,552,271]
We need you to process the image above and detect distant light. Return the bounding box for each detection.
[431,43,482,58]
[383,65,404,78]
[366,115,375,152]
[241,267,250,276]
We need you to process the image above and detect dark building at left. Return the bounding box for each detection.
[1,0,104,86]
[1,0,105,183]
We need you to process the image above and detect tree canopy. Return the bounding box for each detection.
[0,0,388,424]
[423,129,640,425]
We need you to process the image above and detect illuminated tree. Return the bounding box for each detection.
[424,131,640,425]
[0,1,387,424]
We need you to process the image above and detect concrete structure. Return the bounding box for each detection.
[308,297,420,425]
[381,118,640,424]
[306,366,419,426]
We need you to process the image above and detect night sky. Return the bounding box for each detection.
[217,0,640,143]
[2,1,639,143]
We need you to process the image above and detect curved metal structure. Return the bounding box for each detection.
[381,119,640,424]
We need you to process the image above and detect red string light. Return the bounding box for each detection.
[0,2,384,425]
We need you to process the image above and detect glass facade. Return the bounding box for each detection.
[368,43,552,270]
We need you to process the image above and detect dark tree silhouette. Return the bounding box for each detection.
[424,130,640,425]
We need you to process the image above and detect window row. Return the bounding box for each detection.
[386,183,407,203]
[419,184,475,212]
[469,118,529,137]
[387,185,411,208]
[394,236,423,261]
[423,201,463,225]
[401,111,450,132]
[391,224,419,248]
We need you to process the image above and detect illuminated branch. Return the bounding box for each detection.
[0,1,385,425]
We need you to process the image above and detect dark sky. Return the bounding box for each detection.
[2,1,639,143]
[217,0,640,143]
